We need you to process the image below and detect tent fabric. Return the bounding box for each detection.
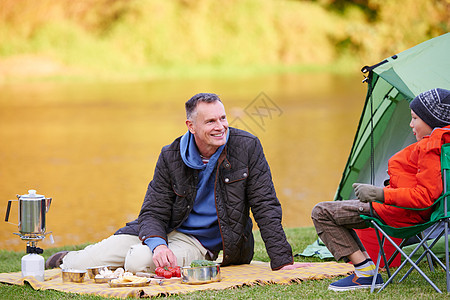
[298,238,334,259]
[335,33,450,201]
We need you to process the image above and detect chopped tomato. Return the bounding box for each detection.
[174,266,181,277]
[155,267,165,277]
[163,270,172,279]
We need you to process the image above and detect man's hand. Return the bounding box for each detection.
[278,262,313,270]
[152,245,177,268]
[352,183,384,203]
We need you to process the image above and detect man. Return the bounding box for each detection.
[47,93,305,272]
[312,88,450,291]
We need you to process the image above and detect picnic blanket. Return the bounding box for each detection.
[0,262,354,298]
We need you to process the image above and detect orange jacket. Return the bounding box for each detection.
[373,126,450,227]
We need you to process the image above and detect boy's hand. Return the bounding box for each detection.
[352,183,384,203]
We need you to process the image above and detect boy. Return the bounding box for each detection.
[312,88,450,291]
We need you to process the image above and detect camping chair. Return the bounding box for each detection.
[360,143,450,293]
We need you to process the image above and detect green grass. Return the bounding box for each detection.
[1,227,449,299]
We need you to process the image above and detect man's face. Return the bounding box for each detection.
[410,109,432,141]
[186,101,228,157]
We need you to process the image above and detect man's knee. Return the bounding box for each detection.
[170,245,205,267]
[124,244,154,273]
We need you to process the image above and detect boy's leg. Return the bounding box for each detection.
[311,200,371,261]
[311,200,383,291]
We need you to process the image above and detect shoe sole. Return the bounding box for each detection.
[328,283,383,291]
[45,251,69,269]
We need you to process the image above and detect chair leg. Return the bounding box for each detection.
[372,222,442,293]
[400,235,446,283]
[371,248,382,293]
[371,235,385,293]
[386,240,405,267]
[399,223,446,283]
[373,224,391,277]
[445,219,450,292]
[420,232,435,272]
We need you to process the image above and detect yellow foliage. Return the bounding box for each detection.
[0,0,448,78]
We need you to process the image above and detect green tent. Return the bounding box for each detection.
[335,33,450,200]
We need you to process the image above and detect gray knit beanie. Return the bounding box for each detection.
[410,88,450,129]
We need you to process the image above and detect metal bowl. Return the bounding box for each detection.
[61,269,87,283]
[86,266,110,279]
[180,264,221,284]
[94,277,115,284]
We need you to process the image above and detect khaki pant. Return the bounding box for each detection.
[311,200,379,261]
[61,230,210,273]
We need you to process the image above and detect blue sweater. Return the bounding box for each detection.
[145,131,227,252]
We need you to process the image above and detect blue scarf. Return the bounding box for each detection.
[177,130,228,251]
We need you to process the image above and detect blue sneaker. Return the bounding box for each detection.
[328,273,383,291]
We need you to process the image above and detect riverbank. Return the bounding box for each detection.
[0,54,356,84]
[1,227,449,299]
[1,0,447,83]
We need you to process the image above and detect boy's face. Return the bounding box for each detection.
[410,109,433,141]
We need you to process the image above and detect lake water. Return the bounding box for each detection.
[0,73,366,251]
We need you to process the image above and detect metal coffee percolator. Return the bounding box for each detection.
[5,189,52,242]
[5,189,53,281]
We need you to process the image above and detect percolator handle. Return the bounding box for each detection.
[5,200,12,222]
[46,198,52,213]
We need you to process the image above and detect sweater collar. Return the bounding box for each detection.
[180,130,229,169]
